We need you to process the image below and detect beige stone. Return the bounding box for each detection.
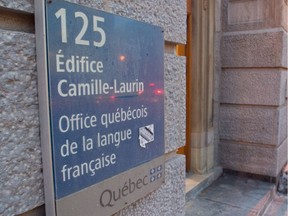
[220,69,287,106]
[219,105,282,145]
[0,0,34,13]
[164,54,186,153]
[279,0,288,31]
[222,0,287,32]
[219,139,287,177]
[222,29,286,68]
[278,105,287,145]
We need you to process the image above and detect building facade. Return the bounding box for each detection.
[0,0,287,215]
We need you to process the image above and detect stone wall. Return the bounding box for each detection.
[0,0,186,215]
[219,0,288,177]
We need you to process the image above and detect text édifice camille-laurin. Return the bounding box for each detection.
[55,50,144,97]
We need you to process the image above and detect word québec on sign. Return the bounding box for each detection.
[41,0,165,215]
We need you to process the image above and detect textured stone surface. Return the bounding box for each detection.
[164,54,186,153]
[280,0,288,31]
[219,0,288,182]
[222,30,286,68]
[108,0,186,43]
[0,30,36,71]
[282,31,288,67]
[219,105,280,145]
[219,104,287,148]
[213,3,222,165]
[114,155,186,216]
[280,70,288,106]
[0,30,44,215]
[219,139,287,177]
[69,0,187,43]
[222,0,287,32]
[279,105,287,145]
[220,69,286,106]
[0,0,34,13]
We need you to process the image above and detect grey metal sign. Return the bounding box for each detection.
[35,0,165,215]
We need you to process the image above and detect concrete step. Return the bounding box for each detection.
[185,166,223,201]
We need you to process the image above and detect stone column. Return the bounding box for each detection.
[186,0,216,174]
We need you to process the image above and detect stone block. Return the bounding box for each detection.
[278,105,287,145]
[0,30,36,72]
[0,30,43,215]
[71,0,187,43]
[219,105,280,145]
[219,139,287,177]
[214,32,222,102]
[282,31,288,67]
[222,0,287,32]
[114,155,186,216]
[215,0,222,33]
[164,54,186,153]
[220,69,286,106]
[280,0,288,31]
[280,70,288,105]
[0,0,34,13]
[221,30,286,68]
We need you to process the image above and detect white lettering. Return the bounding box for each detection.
[55,51,104,73]
[59,113,97,133]
[61,153,116,182]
